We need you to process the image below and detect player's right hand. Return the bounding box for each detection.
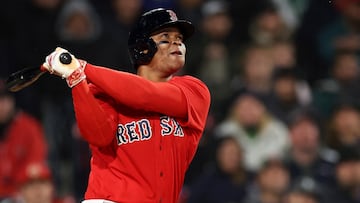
[43,47,87,87]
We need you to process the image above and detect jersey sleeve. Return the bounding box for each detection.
[84,64,210,126]
[71,80,118,147]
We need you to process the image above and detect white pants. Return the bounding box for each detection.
[81,199,117,203]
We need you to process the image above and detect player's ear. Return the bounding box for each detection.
[129,37,158,65]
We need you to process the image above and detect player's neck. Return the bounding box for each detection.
[137,67,173,82]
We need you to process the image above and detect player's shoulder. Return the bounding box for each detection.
[171,75,211,102]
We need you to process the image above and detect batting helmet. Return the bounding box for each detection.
[128,8,195,68]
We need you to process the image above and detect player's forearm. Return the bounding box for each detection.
[84,64,188,118]
[72,81,117,146]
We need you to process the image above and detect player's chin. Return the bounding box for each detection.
[169,57,185,67]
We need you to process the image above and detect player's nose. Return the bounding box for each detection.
[171,39,181,46]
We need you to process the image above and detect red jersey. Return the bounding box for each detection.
[0,111,48,197]
[71,64,210,203]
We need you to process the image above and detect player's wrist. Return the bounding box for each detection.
[66,60,87,88]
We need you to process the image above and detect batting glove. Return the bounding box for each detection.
[43,47,87,88]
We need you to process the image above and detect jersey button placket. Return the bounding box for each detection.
[158,131,164,201]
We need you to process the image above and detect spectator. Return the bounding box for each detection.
[284,112,338,195]
[186,136,252,203]
[325,104,360,153]
[14,162,58,203]
[244,159,290,203]
[215,91,289,172]
[0,79,48,200]
[268,68,313,125]
[313,50,360,118]
[228,0,275,44]
[248,2,292,46]
[271,40,297,68]
[56,0,102,43]
[231,44,275,107]
[326,147,360,203]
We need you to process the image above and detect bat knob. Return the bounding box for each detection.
[59,52,72,64]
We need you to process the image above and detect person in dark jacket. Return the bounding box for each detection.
[187,136,252,203]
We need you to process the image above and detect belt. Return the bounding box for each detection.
[81,199,117,203]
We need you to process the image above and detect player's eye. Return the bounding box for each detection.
[157,33,170,44]
[177,35,184,42]
[161,33,169,39]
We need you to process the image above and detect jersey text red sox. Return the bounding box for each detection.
[116,116,184,145]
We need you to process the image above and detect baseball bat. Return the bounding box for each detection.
[6,52,72,92]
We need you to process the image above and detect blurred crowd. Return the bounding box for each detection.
[1,0,360,202]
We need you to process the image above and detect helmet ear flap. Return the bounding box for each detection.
[130,37,158,67]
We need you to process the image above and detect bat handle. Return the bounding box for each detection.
[59,52,72,64]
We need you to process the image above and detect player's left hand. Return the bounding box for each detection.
[43,47,87,87]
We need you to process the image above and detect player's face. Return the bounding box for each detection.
[149,27,186,75]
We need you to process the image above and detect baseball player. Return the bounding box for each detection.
[41,8,211,203]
